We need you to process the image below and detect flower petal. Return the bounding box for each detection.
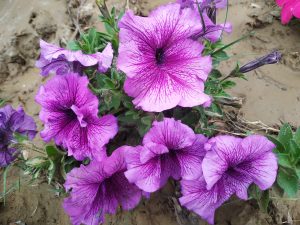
[143,118,195,150]
[202,135,242,189]
[180,176,233,224]
[239,135,278,190]
[177,134,208,180]
[124,145,169,192]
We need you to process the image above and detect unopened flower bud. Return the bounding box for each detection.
[239,51,282,73]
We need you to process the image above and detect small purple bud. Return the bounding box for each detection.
[239,51,282,73]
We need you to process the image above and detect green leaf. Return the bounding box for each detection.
[221,80,236,89]
[0,99,5,107]
[61,157,77,179]
[289,140,300,159]
[67,40,81,51]
[205,103,223,118]
[125,110,136,117]
[111,69,121,81]
[248,185,270,212]
[294,127,300,146]
[277,153,293,168]
[278,124,293,150]
[104,22,115,35]
[25,157,48,168]
[295,166,300,179]
[157,112,164,121]
[47,160,56,184]
[209,69,222,79]
[103,78,115,90]
[45,145,65,161]
[212,50,230,67]
[181,110,200,127]
[211,40,225,49]
[123,96,134,109]
[111,94,121,110]
[277,167,299,197]
[117,9,125,21]
[137,121,151,137]
[267,135,285,153]
[13,132,28,143]
[259,190,270,212]
[141,116,153,126]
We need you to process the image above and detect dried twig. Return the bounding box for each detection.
[67,0,88,40]
[223,110,280,135]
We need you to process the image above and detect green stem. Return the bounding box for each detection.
[212,32,254,56]
[196,0,206,33]
[220,0,229,39]
[220,74,232,82]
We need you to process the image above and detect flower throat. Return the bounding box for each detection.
[155,48,164,65]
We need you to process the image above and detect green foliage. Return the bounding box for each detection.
[99,7,124,50]
[23,145,68,184]
[9,2,259,208]
[0,98,5,107]
[212,50,229,67]
[228,64,246,80]
[249,184,270,212]
[67,28,111,54]
[205,70,231,98]
[268,124,300,197]
[277,167,299,197]
[13,133,28,143]
[1,166,21,205]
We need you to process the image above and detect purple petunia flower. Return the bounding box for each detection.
[35,73,118,161]
[117,3,212,112]
[63,147,142,225]
[179,135,278,224]
[36,40,113,76]
[0,105,37,167]
[178,0,232,43]
[124,118,207,192]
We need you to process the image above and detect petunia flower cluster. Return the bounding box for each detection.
[30,1,280,225]
[0,105,37,167]
[62,118,277,224]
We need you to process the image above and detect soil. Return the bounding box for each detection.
[0,0,300,225]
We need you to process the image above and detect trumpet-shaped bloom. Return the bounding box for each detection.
[35,73,117,161]
[124,118,207,192]
[36,40,113,76]
[180,135,278,224]
[0,105,37,167]
[63,147,142,225]
[117,3,212,112]
[276,0,300,24]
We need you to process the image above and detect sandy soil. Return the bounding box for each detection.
[0,0,300,225]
